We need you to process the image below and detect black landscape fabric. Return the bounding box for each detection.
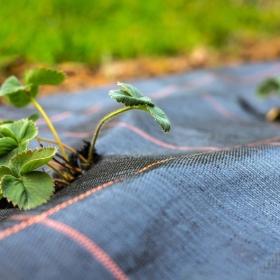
[1,62,280,279]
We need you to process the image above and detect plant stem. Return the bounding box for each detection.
[37,136,87,163]
[31,97,68,160]
[55,153,83,174]
[88,106,138,163]
[52,158,75,178]
[47,163,71,182]
[54,178,69,186]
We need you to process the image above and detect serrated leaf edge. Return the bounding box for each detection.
[11,147,57,174]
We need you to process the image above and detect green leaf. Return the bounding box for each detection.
[0,137,18,156]
[0,119,37,143]
[11,147,57,175]
[110,82,171,132]
[0,142,27,165]
[258,77,280,96]
[110,92,154,106]
[0,119,14,125]
[0,119,37,165]
[0,166,12,179]
[25,68,65,86]
[5,90,31,108]
[117,82,143,98]
[0,76,31,108]
[146,106,171,132]
[0,150,16,166]
[109,82,154,107]
[1,171,54,209]
[28,113,40,122]
[0,76,28,97]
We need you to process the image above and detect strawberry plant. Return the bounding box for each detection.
[87,82,171,163]
[0,68,67,160]
[0,68,171,210]
[0,119,56,209]
[257,76,280,122]
[258,76,280,96]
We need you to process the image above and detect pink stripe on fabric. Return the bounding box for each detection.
[0,157,177,242]
[182,75,214,91]
[62,123,221,152]
[220,64,280,84]
[42,218,128,280]
[85,105,102,116]
[64,131,91,138]
[12,215,128,280]
[113,121,221,152]
[38,111,72,125]
[62,121,280,152]
[0,180,116,241]
[150,85,178,100]
[203,94,235,119]
[245,64,280,82]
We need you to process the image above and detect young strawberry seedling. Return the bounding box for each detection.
[0,68,67,159]
[87,82,171,163]
[258,76,280,96]
[0,68,171,210]
[258,76,280,122]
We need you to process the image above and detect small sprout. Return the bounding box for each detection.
[87,82,171,163]
[258,76,280,97]
[257,76,280,122]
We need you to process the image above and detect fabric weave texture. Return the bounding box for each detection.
[0,62,280,279]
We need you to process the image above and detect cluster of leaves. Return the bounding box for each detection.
[0,119,56,209]
[0,68,171,210]
[0,68,65,108]
[0,68,65,210]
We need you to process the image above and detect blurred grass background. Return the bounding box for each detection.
[1,0,280,67]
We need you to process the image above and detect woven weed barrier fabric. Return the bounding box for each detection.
[1,62,280,279]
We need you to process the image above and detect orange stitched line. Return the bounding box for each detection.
[219,64,280,84]
[203,94,235,119]
[137,157,176,173]
[150,85,178,100]
[0,157,176,242]
[85,104,102,116]
[12,215,128,279]
[42,218,128,280]
[113,122,221,152]
[0,181,115,240]
[181,75,213,91]
[64,131,91,138]
[37,111,72,126]
[62,122,221,151]
[63,121,280,153]
[112,113,279,151]
[3,138,279,242]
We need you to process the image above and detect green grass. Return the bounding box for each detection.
[1,0,280,66]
